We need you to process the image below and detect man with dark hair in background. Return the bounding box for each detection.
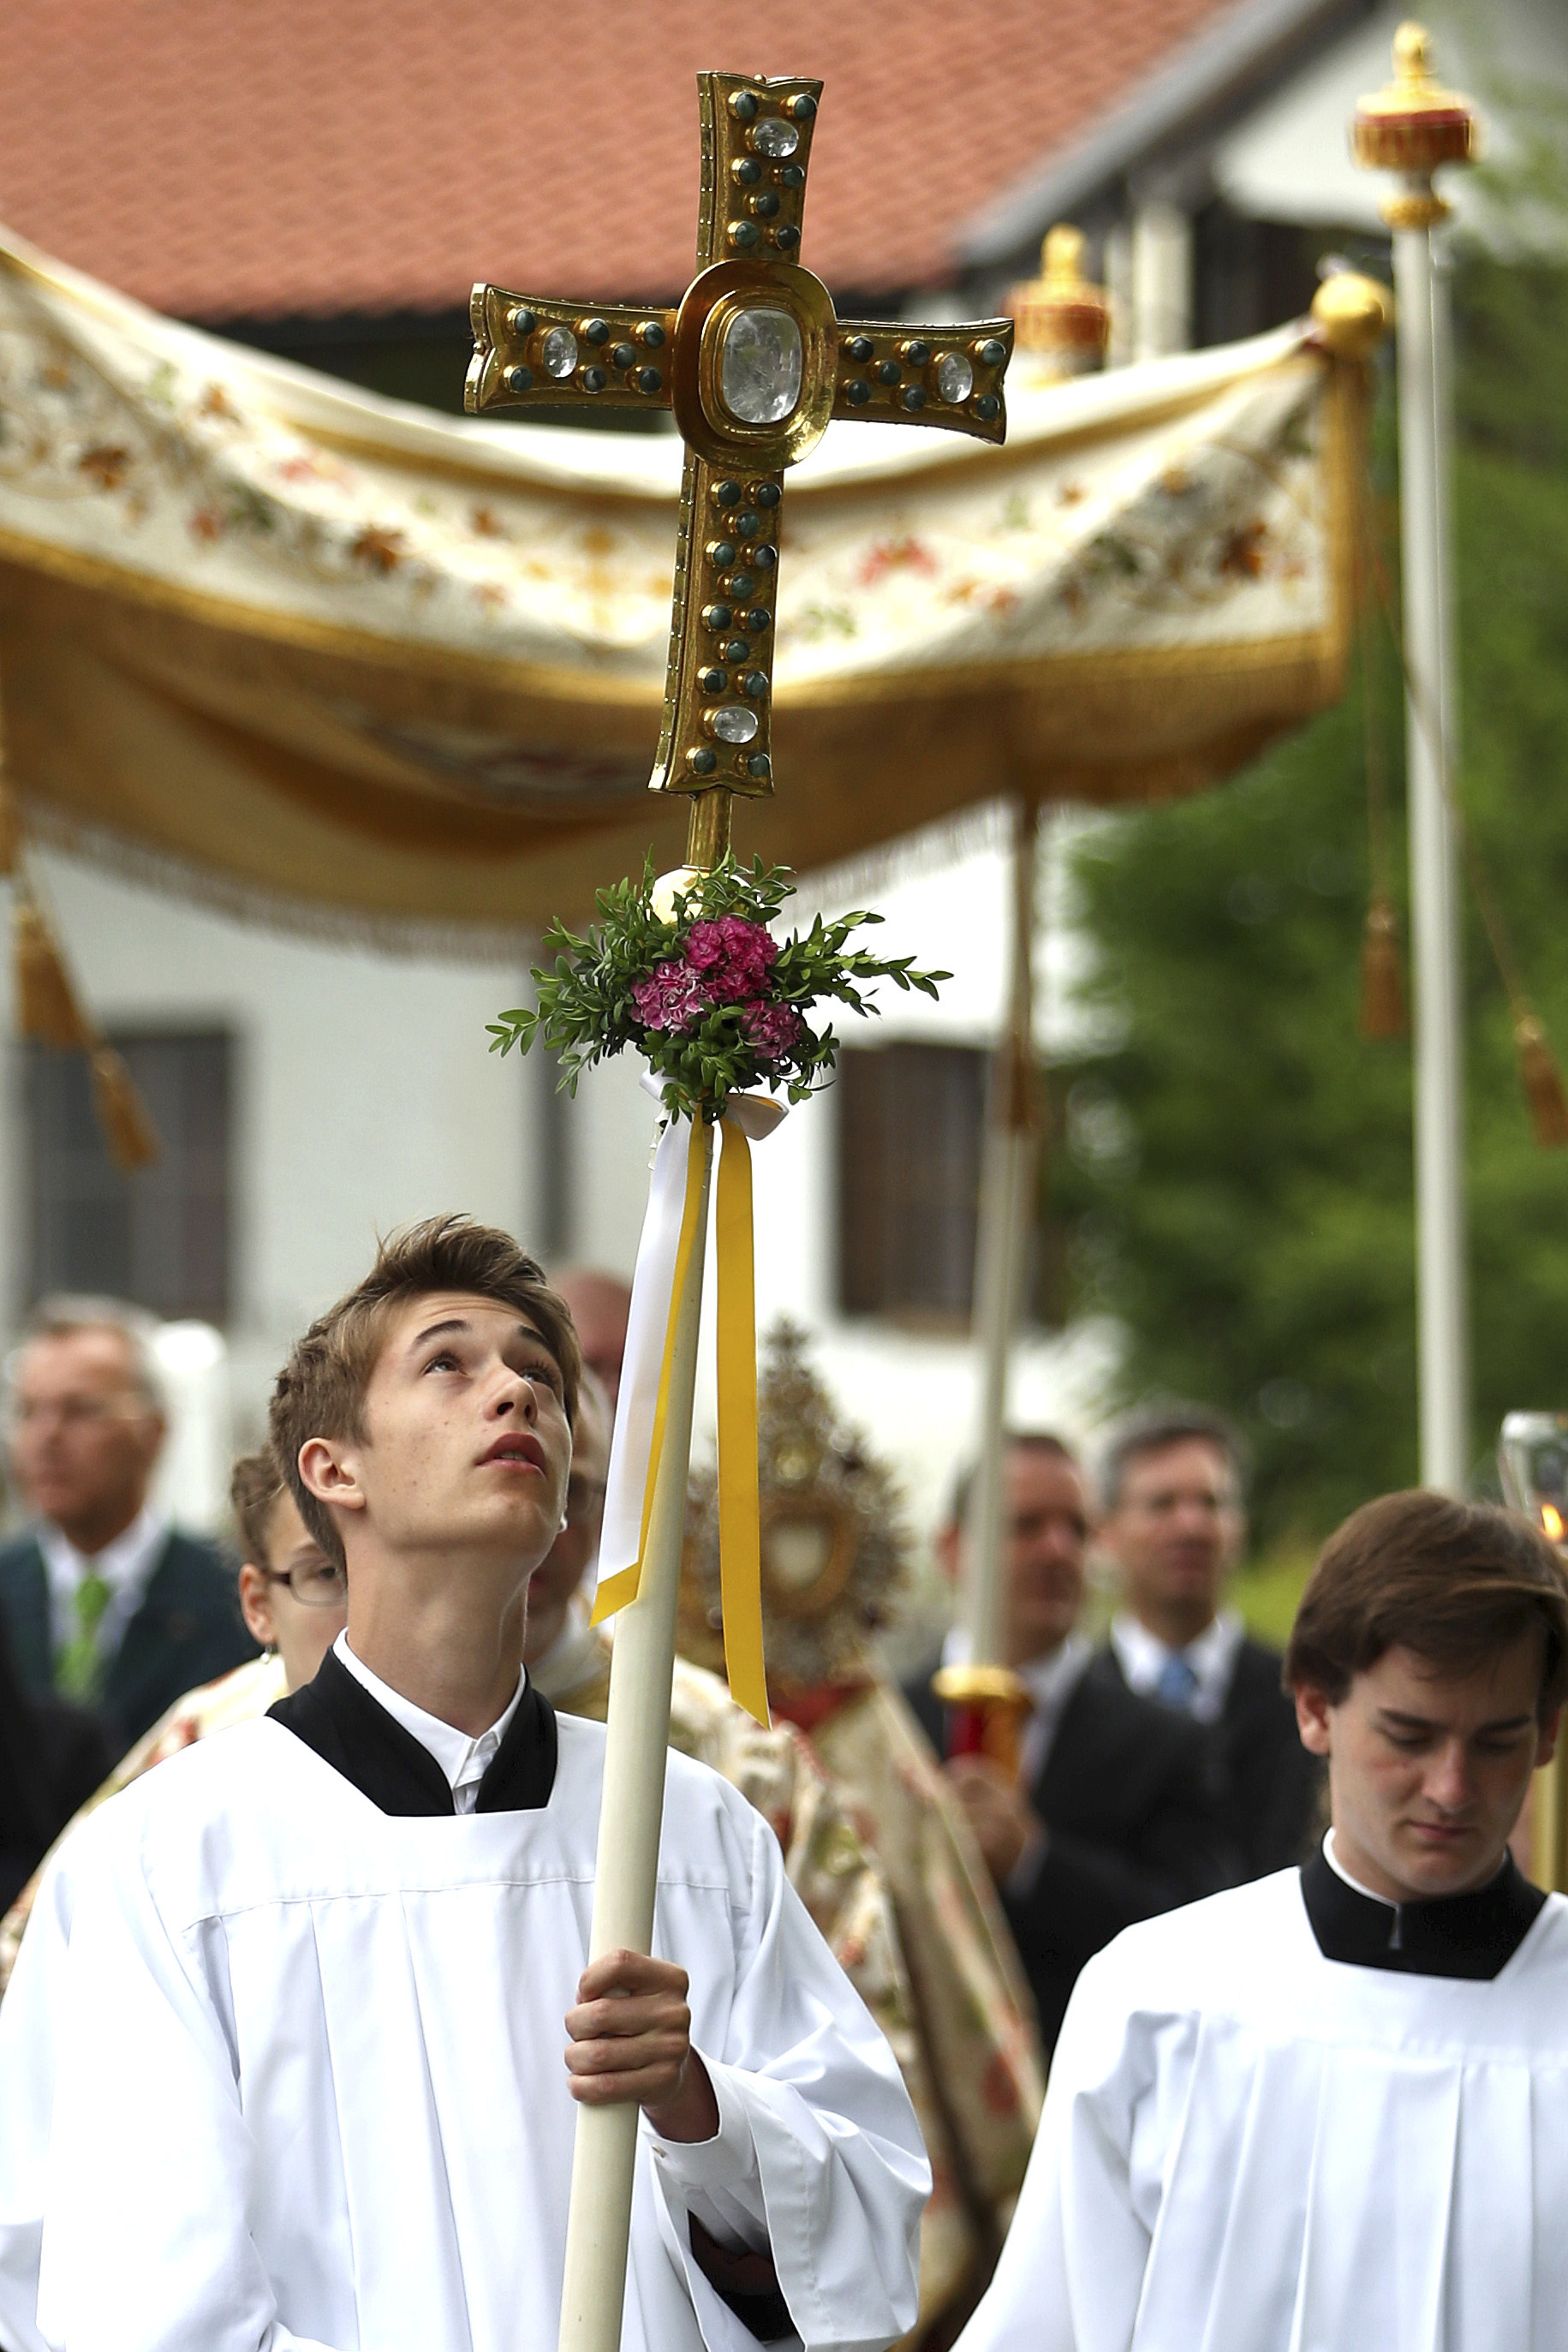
[905,1430,1237,2048]
[1097,1405,1321,1877]
[0,1298,255,1750]
[958,1490,1568,2352]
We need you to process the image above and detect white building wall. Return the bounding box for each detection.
[3,850,534,1465]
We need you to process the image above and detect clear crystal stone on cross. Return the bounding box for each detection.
[468,69,1014,872]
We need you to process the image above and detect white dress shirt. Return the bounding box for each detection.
[1110,1606,1245,1725]
[39,1502,170,1663]
[333,1631,526,1813]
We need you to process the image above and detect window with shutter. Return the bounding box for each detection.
[25,1031,233,1322]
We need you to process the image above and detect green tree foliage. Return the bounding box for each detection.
[1048,216,1568,1548]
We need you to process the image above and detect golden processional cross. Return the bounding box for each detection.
[468,68,1014,871]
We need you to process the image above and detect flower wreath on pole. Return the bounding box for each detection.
[488,854,946,1727]
[488,856,946,1121]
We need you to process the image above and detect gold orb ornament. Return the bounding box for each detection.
[1310,270,1394,359]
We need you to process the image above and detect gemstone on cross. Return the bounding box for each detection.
[467,70,1014,864]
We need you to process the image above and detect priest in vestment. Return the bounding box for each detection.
[680,1326,1046,2348]
[955,1489,1568,2352]
[0,1219,927,2352]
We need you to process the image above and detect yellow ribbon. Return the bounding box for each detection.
[590,1109,772,1728]
[715,1116,768,1725]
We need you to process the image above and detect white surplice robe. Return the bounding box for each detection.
[955,1867,1568,2352]
[0,1710,927,2352]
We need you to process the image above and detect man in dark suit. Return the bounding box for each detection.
[0,1298,255,1754]
[904,1432,1238,2049]
[1096,1405,1322,1880]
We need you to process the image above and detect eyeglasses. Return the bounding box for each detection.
[260,1559,349,1608]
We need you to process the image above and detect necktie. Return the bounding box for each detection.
[57,1570,112,1703]
[1154,1651,1200,1711]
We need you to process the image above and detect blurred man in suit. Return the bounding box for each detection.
[1096,1405,1321,1877]
[905,1432,1237,2048]
[0,1298,255,1752]
[553,1269,632,1408]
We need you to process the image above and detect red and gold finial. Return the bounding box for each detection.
[1352,22,1479,229]
[1009,224,1111,380]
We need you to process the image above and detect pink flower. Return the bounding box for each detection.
[742,1001,806,1058]
[683,916,777,1006]
[632,959,706,1033]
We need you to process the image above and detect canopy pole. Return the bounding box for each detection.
[1395,214,1467,1492]
[556,1125,713,2352]
[933,797,1040,1766]
[1353,25,1478,1491]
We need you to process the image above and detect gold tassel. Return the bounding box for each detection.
[90,1046,161,1171]
[1359,896,1407,1040]
[0,774,21,880]
[13,895,94,1051]
[1515,1015,1568,1149]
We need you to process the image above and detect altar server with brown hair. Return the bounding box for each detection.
[956,1489,1568,2352]
[0,1217,926,2352]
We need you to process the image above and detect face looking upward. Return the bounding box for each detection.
[1100,1437,1244,1645]
[1296,1637,1559,1904]
[298,1292,572,1596]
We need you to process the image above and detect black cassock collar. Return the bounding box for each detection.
[1300,1842,1546,1980]
[269,1645,557,1816]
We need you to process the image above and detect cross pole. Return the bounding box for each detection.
[469,67,1013,879]
[467,72,1012,2352]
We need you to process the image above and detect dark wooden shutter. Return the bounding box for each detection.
[837,1042,986,1323]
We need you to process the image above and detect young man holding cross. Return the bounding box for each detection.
[0,1217,925,2352]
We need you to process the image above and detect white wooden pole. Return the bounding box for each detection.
[961,801,1040,1666]
[556,1123,713,2352]
[1393,221,1469,1493]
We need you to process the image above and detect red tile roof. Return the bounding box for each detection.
[1,0,1236,322]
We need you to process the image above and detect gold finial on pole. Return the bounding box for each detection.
[1008,224,1111,382]
[1352,21,1478,229]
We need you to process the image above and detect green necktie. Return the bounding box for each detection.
[57,1570,111,1703]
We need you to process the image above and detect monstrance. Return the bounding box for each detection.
[466,69,1012,2352]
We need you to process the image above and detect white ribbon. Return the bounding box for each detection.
[589,1108,695,1613]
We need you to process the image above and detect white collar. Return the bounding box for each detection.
[1323,1828,1395,1907]
[1110,1607,1244,1722]
[39,1502,171,1654]
[1012,1633,1094,1714]
[333,1631,526,1804]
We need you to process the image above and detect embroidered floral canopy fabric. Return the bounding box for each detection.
[0,229,1357,934]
